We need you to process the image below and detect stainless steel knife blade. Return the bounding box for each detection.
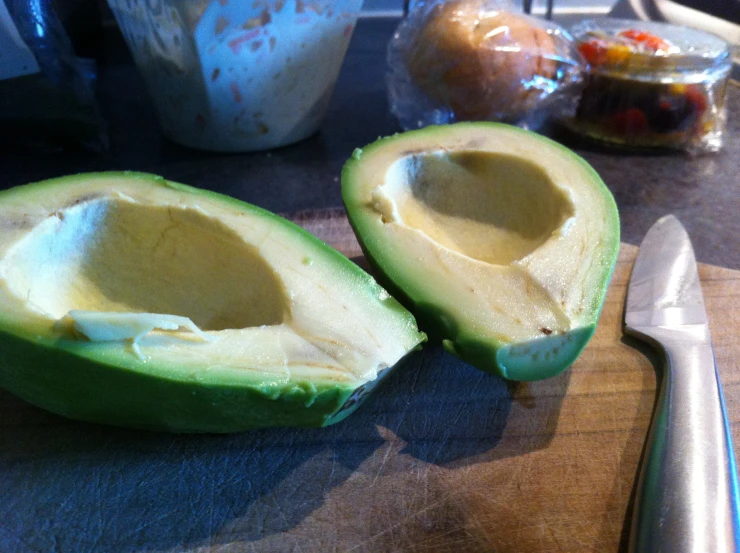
[626,214,707,329]
[625,215,740,553]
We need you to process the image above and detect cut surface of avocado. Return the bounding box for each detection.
[342,123,620,381]
[0,172,425,432]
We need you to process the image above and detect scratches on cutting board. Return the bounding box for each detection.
[5,218,740,553]
[346,495,471,552]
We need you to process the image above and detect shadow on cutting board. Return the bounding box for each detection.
[595,335,664,553]
[0,344,568,552]
[362,343,569,469]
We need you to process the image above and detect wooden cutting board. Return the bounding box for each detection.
[1,208,739,553]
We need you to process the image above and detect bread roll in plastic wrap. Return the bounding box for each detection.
[388,0,582,130]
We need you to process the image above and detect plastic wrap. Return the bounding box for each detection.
[0,0,107,151]
[568,19,732,153]
[387,0,583,130]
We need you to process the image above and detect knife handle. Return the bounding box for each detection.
[628,329,740,553]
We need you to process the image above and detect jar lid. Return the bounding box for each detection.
[570,18,731,78]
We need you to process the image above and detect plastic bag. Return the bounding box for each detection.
[387,0,583,130]
[0,0,107,151]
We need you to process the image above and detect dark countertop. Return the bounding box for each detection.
[1,17,738,269]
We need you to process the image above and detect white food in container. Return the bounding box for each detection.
[108,0,363,151]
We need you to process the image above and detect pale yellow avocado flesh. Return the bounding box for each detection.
[0,173,425,431]
[4,199,288,332]
[342,123,620,380]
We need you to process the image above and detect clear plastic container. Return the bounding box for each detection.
[106,0,363,152]
[568,18,732,153]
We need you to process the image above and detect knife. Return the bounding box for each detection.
[625,214,740,552]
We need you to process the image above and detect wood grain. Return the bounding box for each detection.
[1,208,738,553]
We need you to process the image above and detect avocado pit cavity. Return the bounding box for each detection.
[1,196,291,345]
[373,150,576,265]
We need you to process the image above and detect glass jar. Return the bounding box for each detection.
[568,18,732,153]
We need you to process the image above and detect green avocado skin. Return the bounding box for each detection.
[0,328,358,432]
[341,123,620,381]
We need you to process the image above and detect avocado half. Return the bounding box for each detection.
[342,123,620,381]
[0,172,426,432]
